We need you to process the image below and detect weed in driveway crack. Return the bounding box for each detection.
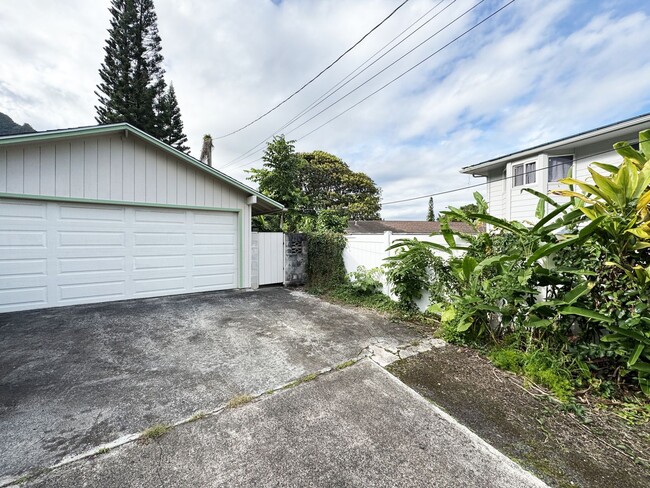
[282,372,319,390]
[188,411,208,422]
[141,424,170,441]
[226,394,254,408]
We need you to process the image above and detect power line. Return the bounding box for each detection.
[213,0,412,140]
[226,0,511,172]
[294,0,513,142]
[252,134,649,216]
[221,0,456,168]
[380,135,650,206]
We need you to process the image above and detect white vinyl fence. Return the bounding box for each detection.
[343,231,453,311]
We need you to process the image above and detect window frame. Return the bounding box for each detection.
[512,161,536,187]
[547,154,574,182]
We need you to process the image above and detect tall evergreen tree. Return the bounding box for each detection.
[95,0,167,137]
[157,84,190,153]
[426,197,435,221]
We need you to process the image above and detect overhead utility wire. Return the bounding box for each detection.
[221,0,455,168]
[213,0,411,140]
[380,136,650,206]
[226,0,502,172]
[294,0,514,143]
[253,134,650,215]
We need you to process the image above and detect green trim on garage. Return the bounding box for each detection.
[0,192,242,214]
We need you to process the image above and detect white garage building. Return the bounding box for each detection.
[0,123,283,312]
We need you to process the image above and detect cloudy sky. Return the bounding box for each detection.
[1,0,649,219]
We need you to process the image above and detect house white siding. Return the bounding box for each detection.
[468,115,650,226]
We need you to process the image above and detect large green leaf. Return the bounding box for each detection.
[532,202,572,234]
[466,213,524,235]
[629,344,645,367]
[558,306,613,323]
[638,129,650,159]
[562,281,594,304]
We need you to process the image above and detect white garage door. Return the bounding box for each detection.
[0,198,239,312]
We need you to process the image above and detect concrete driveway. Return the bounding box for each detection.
[0,288,419,483]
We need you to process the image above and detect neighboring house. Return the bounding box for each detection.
[0,123,283,313]
[461,113,650,223]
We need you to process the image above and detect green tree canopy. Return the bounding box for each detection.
[248,136,382,231]
[95,0,187,148]
[156,84,189,152]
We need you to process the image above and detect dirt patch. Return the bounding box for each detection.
[387,346,650,488]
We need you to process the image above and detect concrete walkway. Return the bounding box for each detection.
[27,360,546,487]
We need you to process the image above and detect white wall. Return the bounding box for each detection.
[344,231,453,311]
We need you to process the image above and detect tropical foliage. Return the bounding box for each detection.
[386,131,650,397]
[248,136,381,231]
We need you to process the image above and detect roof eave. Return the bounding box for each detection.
[461,112,650,175]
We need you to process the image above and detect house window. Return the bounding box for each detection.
[513,162,536,186]
[548,155,573,182]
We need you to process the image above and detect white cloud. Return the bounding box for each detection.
[1,0,649,219]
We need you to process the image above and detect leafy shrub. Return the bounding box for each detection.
[347,266,383,295]
[306,232,347,290]
[425,130,650,397]
[384,238,450,309]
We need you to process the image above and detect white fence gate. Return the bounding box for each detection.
[258,232,285,285]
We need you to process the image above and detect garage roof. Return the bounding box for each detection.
[0,123,284,215]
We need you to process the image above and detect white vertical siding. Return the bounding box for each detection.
[0,134,250,213]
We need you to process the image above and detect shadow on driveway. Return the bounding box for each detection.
[0,288,419,481]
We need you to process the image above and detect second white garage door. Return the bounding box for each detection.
[0,198,239,312]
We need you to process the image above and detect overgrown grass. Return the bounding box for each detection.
[489,347,578,402]
[319,284,438,328]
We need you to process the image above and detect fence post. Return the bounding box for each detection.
[250,232,259,289]
[383,231,392,295]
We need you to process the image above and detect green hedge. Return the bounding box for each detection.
[306,232,347,290]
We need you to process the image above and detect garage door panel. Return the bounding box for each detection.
[58,256,125,274]
[134,208,186,224]
[58,231,125,248]
[0,200,46,220]
[0,275,48,290]
[193,212,236,226]
[192,264,236,277]
[193,233,235,246]
[134,232,185,246]
[0,231,46,248]
[0,287,47,311]
[58,204,125,222]
[133,276,186,295]
[58,281,126,302]
[0,199,239,312]
[193,254,235,267]
[0,258,47,277]
[133,254,186,270]
[193,273,236,289]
